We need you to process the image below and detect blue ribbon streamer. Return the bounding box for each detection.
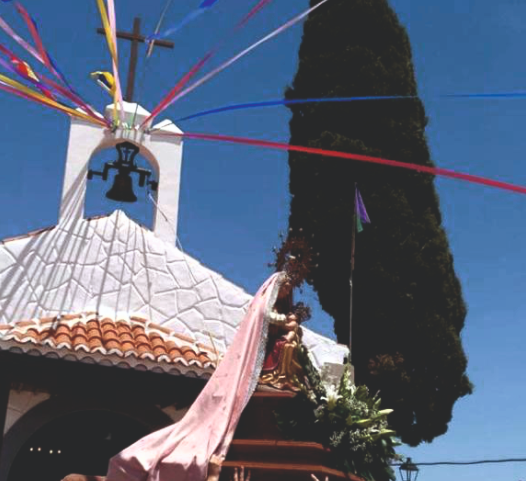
[176,92,526,122]
[148,0,220,41]
[199,0,219,7]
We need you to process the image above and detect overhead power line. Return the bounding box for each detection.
[393,457,526,467]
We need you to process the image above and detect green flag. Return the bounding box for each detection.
[356,215,363,233]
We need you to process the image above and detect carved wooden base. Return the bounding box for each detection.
[226,391,362,480]
[61,390,363,481]
[221,439,361,481]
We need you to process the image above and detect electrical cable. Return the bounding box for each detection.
[393,457,526,467]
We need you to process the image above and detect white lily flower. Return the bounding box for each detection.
[321,383,343,411]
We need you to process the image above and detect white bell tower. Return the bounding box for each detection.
[59,101,183,245]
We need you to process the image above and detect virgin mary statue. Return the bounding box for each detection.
[105,271,293,481]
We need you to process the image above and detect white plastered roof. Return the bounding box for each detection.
[0,211,347,368]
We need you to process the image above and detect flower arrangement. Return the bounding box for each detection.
[275,345,402,481]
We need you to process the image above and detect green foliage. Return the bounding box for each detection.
[285,0,472,445]
[276,347,401,481]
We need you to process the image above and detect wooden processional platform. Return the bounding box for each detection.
[63,390,362,481]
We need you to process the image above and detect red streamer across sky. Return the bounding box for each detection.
[153,131,526,195]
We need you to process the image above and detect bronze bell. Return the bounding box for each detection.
[105,171,138,203]
[88,141,157,203]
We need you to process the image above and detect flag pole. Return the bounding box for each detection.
[349,182,357,367]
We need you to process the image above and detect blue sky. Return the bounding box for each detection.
[0,0,525,480]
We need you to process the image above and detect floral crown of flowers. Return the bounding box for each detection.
[271,233,317,288]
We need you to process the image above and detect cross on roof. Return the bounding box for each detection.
[97,17,174,102]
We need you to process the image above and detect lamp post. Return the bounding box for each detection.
[399,458,419,481]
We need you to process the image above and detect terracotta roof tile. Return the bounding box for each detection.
[0,313,217,378]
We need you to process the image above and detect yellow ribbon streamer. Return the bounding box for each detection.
[0,73,106,126]
[96,0,120,124]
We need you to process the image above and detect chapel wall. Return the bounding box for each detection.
[4,389,50,435]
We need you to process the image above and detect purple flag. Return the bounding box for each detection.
[355,187,370,224]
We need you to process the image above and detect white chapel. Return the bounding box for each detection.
[0,102,347,481]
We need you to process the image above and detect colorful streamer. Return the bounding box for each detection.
[0,72,107,125]
[149,0,221,41]
[236,0,273,28]
[0,38,105,124]
[141,0,330,127]
[106,0,124,120]
[142,0,277,127]
[175,91,526,123]
[0,51,54,99]
[146,0,175,58]
[150,130,526,196]
[177,96,414,122]
[151,9,204,41]
[200,0,220,7]
[0,3,106,124]
[14,2,86,104]
[0,14,43,63]
[14,2,51,69]
[14,3,66,85]
[95,0,123,124]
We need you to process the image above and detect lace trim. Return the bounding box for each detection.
[243,272,287,406]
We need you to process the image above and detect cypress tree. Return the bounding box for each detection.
[286,0,472,445]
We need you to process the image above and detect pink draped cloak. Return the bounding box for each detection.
[106,272,284,481]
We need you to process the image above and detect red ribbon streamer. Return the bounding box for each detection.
[146,53,213,125]
[0,80,106,126]
[14,2,52,70]
[4,3,107,125]
[154,131,526,195]
[0,40,105,124]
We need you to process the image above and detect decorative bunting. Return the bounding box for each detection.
[199,0,220,7]
[95,0,123,124]
[146,0,175,58]
[0,38,105,123]
[149,0,222,41]
[14,2,52,70]
[143,0,276,126]
[150,9,204,41]
[236,0,273,28]
[0,51,54,99]
[0,3,106,124]
[150,131,526,196]
[0,71,107,125]
[142,0,328,127]
[106,0,124,121]
[177,96,414,122]
[0,14,44,64]
[176,92,526,122]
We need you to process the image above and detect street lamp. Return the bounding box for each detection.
[399,457,419,481]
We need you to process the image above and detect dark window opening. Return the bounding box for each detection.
[8,410,148,481]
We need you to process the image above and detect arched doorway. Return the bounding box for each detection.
[7,410,148,481]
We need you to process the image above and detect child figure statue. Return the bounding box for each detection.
[260,253,312,392]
